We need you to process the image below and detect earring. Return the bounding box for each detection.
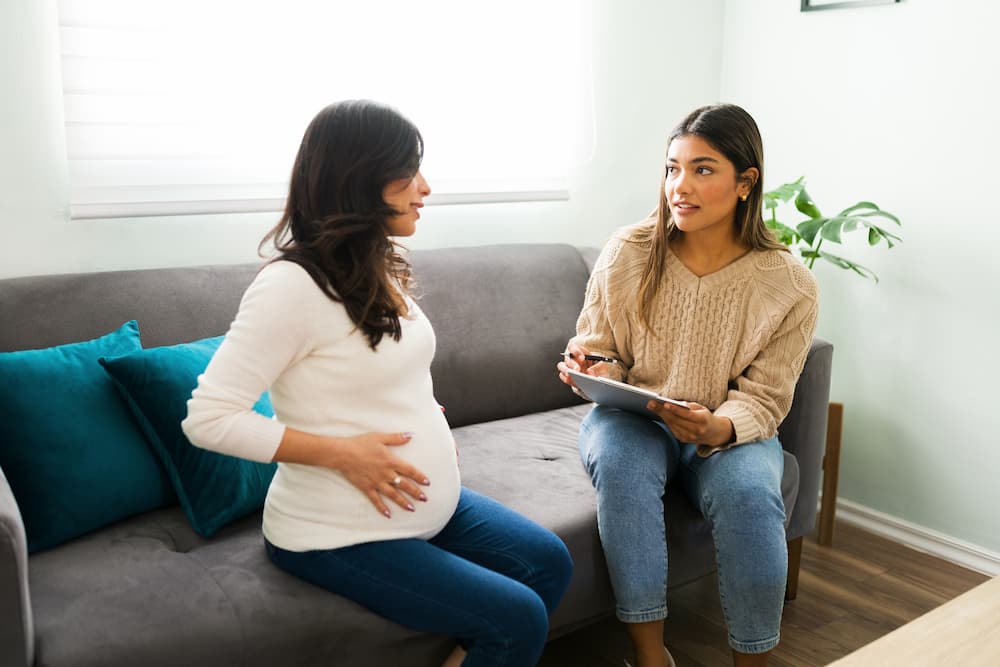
[740,194,748,202]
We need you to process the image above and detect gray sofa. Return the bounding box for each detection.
[0,243,832,667]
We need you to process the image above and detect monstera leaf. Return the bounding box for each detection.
[764,177,902,282]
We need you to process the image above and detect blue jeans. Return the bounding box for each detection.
[265,487,573,667]
[579,405,787,654]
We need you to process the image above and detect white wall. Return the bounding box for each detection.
[720,0,1000,556]
[0,0,724,278]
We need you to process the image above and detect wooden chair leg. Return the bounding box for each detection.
[785,535,803,601]
[818,401,844,547]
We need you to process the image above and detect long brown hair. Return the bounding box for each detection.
[635,103,786,325]
[259,100,423,349]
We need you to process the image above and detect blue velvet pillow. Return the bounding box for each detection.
[0,321,175,553]
[99,336,276,537]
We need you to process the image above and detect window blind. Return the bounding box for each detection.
[57,0,593,219]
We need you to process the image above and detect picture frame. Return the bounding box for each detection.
[801,0,900,11]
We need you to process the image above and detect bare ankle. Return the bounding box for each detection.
[441,645,466,667]
[732,648,771,667]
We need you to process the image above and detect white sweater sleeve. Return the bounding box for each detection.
[182,261,327,462]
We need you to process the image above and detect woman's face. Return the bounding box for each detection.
[383,171,431,237]
[664,134,755,238]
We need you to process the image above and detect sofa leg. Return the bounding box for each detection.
[785,536,803,602]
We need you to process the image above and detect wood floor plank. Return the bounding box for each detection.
[537,520,990,666]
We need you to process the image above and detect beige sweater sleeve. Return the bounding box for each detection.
[707,262,819,455]
[569,237,631,383]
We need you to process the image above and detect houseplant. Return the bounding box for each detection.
[762,177,903,547]
[763,176,902,282]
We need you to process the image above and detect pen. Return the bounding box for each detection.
[559,352,620,364]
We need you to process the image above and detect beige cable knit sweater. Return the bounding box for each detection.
[571,222,819,456]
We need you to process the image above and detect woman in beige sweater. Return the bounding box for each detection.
[558,104,818,667]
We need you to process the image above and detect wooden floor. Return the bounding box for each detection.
[538,521,990,666]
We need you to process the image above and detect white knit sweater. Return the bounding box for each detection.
[182,260,460,551]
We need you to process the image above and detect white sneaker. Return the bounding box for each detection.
[624,647,676,667]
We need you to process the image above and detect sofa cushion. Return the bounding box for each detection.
[450,404,616,634]
[24,400,801,667]
[26,405,603,667]
[0,320,174,553]
[100,336,276,538]
[26,505,452,667]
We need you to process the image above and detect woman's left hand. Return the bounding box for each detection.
[646,400,735,447]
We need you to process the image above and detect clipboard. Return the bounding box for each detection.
[566,368,689,421]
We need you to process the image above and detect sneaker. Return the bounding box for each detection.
[624,647,676,667]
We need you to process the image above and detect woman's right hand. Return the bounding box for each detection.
[557,342,606,387]
[336,432,431,518]
[273,428,430,518]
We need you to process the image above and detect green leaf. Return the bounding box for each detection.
[796,217,828,245]
[817,249,879,283]
[763,178,805,205]
[794,187,822,219]
[811,214,903,248]
[819,218,847,244]
[764,218,800,245]
[861,221,903,247]
[839,201,902,227]
[838,201,880,216]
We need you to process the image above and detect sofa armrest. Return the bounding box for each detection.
[0,466,33,667]
[777,337,834,540]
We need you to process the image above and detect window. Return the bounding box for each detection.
[57,0,593,219]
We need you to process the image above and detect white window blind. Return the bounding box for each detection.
[57,0,594,220]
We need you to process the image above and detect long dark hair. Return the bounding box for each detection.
[635,103,786,325]
[259,100,424,349]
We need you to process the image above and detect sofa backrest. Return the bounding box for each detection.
[412,244,592,427]
[0,264,261,351]
[0,243,593,428]
[0,243,832,539]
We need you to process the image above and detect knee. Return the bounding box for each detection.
[579,412,662,485]
[708,477,785,528]
[540,537,573,613]
[490,589,551,661]
[739,477,784,515]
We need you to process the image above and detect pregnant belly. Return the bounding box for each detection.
[263,431,462,548]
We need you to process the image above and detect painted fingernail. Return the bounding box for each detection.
[422,478,430,485]
[383,509,391,518]
[406,503,415,512]
[419,493,427,501]
[402,432,413,439]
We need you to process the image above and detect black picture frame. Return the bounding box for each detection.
[801,0,900,11]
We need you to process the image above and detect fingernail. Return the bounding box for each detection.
[406,503,415,512]
[383,509,391,518]
[422,478,430,485]
[419,493,427,502]
[402,432,413,439]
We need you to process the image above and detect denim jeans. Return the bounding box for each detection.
[578,405,787,654]
[265,487,573,667]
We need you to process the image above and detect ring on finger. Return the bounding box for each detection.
[391,475,402,486]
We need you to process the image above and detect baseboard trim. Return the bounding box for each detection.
[831,498,1000,576]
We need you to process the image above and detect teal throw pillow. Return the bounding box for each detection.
[0,321,175,553]
[99,336,276,537]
